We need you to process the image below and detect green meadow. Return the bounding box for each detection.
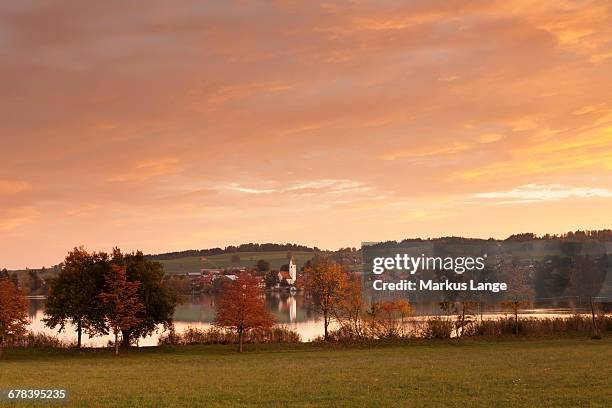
[157,251,317,274]
[1,338,610,407]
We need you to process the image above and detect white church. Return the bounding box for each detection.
[277,257,297,286]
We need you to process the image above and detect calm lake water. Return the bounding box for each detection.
[26,294,582,347]
[27,293,324,347]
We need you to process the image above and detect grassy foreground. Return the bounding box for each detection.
[1,338,611,407]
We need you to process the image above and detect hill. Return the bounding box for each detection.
[158,251,318,275]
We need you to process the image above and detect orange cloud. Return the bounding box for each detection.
[0,180,30,195]
[0,208,38,232]
[105,157,182,183]
[1,0,611,268]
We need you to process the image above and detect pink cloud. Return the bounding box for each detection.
[1,0,611,268]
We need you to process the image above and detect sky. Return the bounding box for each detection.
[1,0,612,269]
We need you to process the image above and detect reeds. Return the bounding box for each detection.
[4,332,75,348]
[319,314,611,342]
[158,326,301,345]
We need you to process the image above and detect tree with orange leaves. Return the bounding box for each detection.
[304,257,348,341]
[367,299,414,339]
[335,274,366,339]
[215,273,274,352]
[98,265,145,355]
[0,276,29,358]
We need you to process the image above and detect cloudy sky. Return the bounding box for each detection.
[1,0,612,268]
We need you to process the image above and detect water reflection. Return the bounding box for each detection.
[26,294,584,347]
[26,293,324,347]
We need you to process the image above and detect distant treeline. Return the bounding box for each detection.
[504,229,612,242]
[146,243,319,261]
[366,229,612,249]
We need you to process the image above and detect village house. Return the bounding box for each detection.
[278,257,297,286]
[252,276,265,289]
[200,268,224,275]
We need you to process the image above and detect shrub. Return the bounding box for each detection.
[420,317,454,339]
[312,325,365,344]
[158,325,300,345]
[465,314,612,337]
[4,332,75,348]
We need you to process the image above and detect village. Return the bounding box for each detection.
[182,257,301,294]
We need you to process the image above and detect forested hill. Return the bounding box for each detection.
[146,243,320,261]
[366,229,612,249]
[6,230,611,271]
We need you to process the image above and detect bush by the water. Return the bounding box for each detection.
[421,317,455,339]
[466,315,612,337]
[158,326,301,345]
[319,314,612,343]
[3,332,75,348]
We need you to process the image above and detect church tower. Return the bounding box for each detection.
[289,257,297,282]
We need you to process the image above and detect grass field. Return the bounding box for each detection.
[1,338,610,407]
[157,251,317,274]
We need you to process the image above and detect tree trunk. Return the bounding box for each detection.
[77,319,82,348]
[323,310,329,341]
[590,297,600,338]
[121,329,131,348]
[460,304,466,338]
[514,302,519,335]
[238,329,243,353]
[115,332,119,355]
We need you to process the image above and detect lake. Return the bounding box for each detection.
[26,294,582,347]
[27,293,325,347]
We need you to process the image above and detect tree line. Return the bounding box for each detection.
[213,256,354,350]
[43,247,178,353]
[366,229,612,249]
[147,243,319,261]
[302,254,609,341]
[163,256,367,345]
[2,249,608,356]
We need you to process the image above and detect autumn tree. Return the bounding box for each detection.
[454,301,478,338]
[501,264,535,335]
[111,249,178,347]
[335,274,366,338]
[10,272,19,286]
[0,277,29,358]
[255,259,271,274]
[1,269,18,286]
[215,273,274,352]
[28,269,43,294]
[367,299,414,339]
[570,253,608,339]
[44,247,109,347]
[304,257,348,341]
[264,269,279,288]
[98,265,145,355]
